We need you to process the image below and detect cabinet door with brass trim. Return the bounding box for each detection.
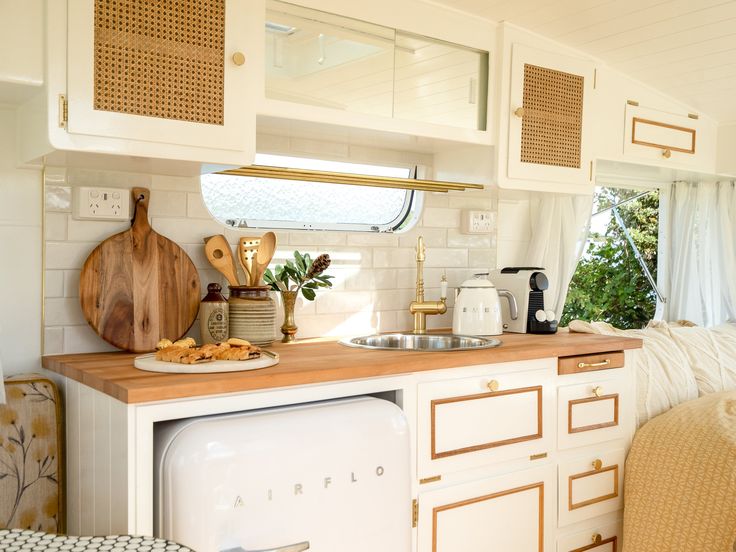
[557,377,627,450]
[66,0,261,156]
[417,464,555,552]
[558,449,625,527]
[417,360,555,478]
[557,520,622,552]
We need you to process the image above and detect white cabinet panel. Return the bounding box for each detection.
[65,0,261,156]
[558,376,627,450]
[623,104,703,168]
[504,43,595,191]
[417,360,555,478]
[558,449,625,527]
[418,464,555,552]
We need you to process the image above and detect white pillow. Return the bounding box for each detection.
[668,322,736,395]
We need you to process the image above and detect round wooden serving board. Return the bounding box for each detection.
[79,188,201,353]
[133,352,279,374]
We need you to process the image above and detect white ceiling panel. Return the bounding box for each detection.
[431,0,736,122]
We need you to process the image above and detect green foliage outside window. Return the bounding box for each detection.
[561,187,660,330]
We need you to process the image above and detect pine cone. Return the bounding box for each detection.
[307,254,331,278]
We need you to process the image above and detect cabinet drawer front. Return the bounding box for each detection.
[419,464,555,552]
[624,104,702,167]
[558,378,626,450]
[558,521,621,552]
[559,449,625,526]
[418,363,554,477]
[558,351,624,375]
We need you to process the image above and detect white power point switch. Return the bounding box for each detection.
[73,187,130,221]
[461,210,495,234]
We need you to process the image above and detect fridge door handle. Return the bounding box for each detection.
[223,542,310,552]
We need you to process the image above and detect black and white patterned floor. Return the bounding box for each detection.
[0,529,194,551]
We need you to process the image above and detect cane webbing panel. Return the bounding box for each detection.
[94,0,225,125]
[520,63,584,169]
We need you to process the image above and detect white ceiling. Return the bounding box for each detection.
[432,0,736,123]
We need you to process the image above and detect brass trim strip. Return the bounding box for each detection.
[627,99,639,106]
[432,481,544,552]
[430,386,543,459]
[631,117,696,154]
[688,113,699,120]
[568,464,619,511]
[568,394,620,434]
[218,165,485,193]
[419,475,442,484]
[571,536,618,552]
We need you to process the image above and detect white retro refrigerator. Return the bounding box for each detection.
[155,397,412,552]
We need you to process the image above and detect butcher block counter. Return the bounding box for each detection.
[42,332,641,404]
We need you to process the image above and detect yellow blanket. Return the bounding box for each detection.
[623,391,736,551]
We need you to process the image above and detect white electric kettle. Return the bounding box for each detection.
[452,273,518,336]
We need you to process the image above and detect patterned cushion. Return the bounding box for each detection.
[0,375,63,532]
[0,529,193,551]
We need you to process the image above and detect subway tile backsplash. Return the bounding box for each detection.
[43,142,498,354]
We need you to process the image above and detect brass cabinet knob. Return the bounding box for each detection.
[232,52,246,66]
[592,385,603,397]
[487,380,500,392]
[592,533,602,545]
[662,148,672,159]
[592,458,603,470]
[514,107,526,118]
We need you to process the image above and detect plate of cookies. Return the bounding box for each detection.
[134,337,279,374]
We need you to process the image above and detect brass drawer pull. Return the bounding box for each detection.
[232,52,246,66]
[592,458,603,470]
[592,385,603,397]
[662,148,672,159]
[578,359,610,369]
[486,379,500,392]
[592,533,602,545]
[514,107,526,118]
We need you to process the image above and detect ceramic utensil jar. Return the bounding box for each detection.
[199,283,229,344]
[228,286,277,346]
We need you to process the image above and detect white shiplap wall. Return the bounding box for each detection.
[0,107,43,377]
[43,136,498,354]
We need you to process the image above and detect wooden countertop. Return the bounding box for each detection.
[42,332,642,404]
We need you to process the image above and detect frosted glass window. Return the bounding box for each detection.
[201,154,422,232]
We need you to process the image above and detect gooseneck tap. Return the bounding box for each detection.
[409,236,447,334]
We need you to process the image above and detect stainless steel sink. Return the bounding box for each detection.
[340,333,501,352]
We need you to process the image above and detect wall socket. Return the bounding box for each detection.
[461,210,495,234]
[72,187,130,221]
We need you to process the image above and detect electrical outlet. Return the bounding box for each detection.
[73,187,130,221]
[461,210,495,234]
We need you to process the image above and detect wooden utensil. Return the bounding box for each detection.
[237,236,261,285]
[79,188,200,353]
[204,234,240,287]
[251,231,277,286]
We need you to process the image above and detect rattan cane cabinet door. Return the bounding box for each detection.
[66,0,261,155]
[505,43,595,190]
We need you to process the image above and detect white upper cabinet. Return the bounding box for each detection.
[496,27,597,194]
[19,0,264,169]
[0,0,44,105]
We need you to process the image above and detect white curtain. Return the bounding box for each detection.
[524,193,594,318]
[663,181,736,326]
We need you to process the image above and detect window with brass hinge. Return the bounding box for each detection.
[58,94,68,128]
[412,499,418,528]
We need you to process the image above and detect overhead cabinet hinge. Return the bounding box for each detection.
[412,499,418,528]
[59,94,68,128]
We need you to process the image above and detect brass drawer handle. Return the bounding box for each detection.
[486,379,499,392]
[662,148,672,159]
[592,386,603,397]
[592,533,602,545]
[578,359,610,369]
[514,107,526,118]
[592,458,603,470]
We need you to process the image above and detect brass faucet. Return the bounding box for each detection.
[409,236,447,334]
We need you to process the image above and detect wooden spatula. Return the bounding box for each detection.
[238,237,260,285]
[204,234,240,287]
[251,232,277,286]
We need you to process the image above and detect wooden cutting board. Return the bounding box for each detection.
[80,188,201,353]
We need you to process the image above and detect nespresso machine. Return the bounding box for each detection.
[489,267,558,334]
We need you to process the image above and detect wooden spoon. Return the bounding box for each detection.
[203,234,240,287]
[251,231,277,286]
[238,237,261,285]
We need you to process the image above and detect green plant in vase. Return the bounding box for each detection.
[264,251,334,342]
